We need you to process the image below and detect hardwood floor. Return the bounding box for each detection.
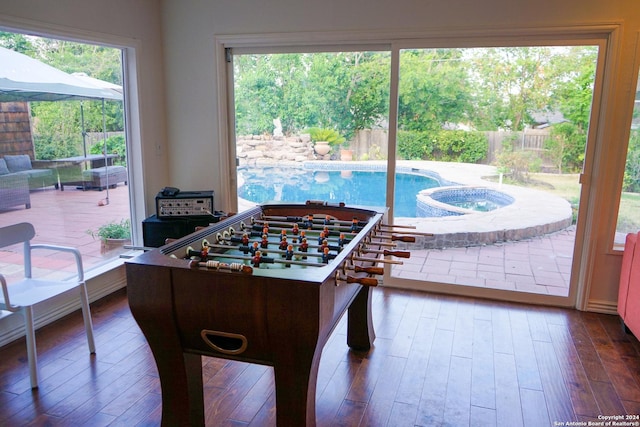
[1,287,639,426]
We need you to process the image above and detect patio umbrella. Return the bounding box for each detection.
[0,46,122,102]
[0,46,123,204]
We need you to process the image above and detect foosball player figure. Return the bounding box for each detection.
[280,229,287,241]
[324,215,332,225]
[249,241,259,256]
[292,223,300,235]
[322,246,331,264]
[304,214,314,229]
[241,233,250,246]
[318,230,326,245]
[252,250,262,267]
[351,217,359,233]
[262,226,269,236]
[279,236,288,252]
[299,238,309,259]
[261,234,269,249]
[285,244,294,266]
[200,245,209,259]
[318,238,329,253]
[338,232,347,248]
[300,230,306,241]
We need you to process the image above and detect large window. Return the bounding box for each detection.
[0,32,131,281]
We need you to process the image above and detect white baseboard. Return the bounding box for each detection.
[584,299,619,315]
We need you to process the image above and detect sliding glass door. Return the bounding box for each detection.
[225,38,605,305]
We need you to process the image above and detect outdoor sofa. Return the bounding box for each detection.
[0,168,30,210]
[0,155,56,190]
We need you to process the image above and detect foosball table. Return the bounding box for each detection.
[126,201,422,426]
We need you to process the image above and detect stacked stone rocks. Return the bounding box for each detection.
[236,134,315,166]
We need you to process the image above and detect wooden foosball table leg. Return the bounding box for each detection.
[347,285,375,351]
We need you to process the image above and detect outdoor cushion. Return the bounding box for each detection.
[0,158,9,175]
[4,154,33,172]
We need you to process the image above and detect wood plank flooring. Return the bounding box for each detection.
[1,287,639,426]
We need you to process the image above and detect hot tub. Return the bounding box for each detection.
[416,186,515,217]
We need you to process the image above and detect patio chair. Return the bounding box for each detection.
[0,222,95,388]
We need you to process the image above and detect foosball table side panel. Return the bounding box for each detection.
[171,268,272,362]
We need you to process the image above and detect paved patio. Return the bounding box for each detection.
[0,184,131,282]
[391,225,574,296]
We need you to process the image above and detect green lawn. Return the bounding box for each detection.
[492,172,640,231]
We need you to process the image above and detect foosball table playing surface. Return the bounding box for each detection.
[126,201,421,426]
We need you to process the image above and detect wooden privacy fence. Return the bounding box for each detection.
[485,129,551,164]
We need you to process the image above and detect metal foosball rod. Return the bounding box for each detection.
[375,223,434,237]
[253,219,357,233]
[189,250,328,268]
[246,221,356,236]
[349,265,384,275]
[362,236,397,247]
[377,223,417,230]
[376,228,434,237]
[259,214,367,228]
[349,253,404,265]
[200,241,340,254]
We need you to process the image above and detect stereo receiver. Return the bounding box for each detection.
[155,190,214,218]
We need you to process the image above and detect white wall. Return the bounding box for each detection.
[159,0,640,311]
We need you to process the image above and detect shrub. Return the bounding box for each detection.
[90,135,126,165]
[396,130,488,163]
[397,130,433,160]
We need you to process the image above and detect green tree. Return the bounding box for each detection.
[468,47,554,131]
[397,49,471,132]
[624,129,640,193]
[545,122,585,173]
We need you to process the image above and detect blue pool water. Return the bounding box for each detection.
[238,168,441,217]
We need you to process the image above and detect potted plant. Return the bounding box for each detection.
[308,128,345,157]
[88,218,131,254]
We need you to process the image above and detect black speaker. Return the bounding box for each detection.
[142,215,219,248]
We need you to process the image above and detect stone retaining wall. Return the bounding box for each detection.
[236,134,316,166]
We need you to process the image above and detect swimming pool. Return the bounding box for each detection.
[237,166,441,217]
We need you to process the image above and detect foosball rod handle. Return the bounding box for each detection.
[345,275,379,287]
[373,235,416,243]
[361,248,411,258]
[352,265,384,275]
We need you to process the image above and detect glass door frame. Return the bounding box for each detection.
[215,24,620,308]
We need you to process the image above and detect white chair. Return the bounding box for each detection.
[0,222,95,388]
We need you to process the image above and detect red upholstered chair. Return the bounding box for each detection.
[0,222,95,388]
[618,232,640,338]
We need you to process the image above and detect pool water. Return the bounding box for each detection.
[238,168,441,217]
[445,198,501,212]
